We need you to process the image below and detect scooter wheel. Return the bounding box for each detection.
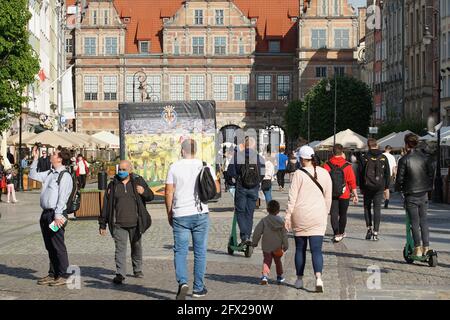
[428,254,438,267]
[245,245,253,258]
[227,246,234,255]
[403,247,414,264]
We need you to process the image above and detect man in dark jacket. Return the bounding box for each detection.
[359,138,390,241]
[395,133,434,257]
[99,160,154,284]
[37,151,51,172]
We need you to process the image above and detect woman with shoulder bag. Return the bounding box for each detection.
[261,152,275,203]
[286,151,298,182]
[285,146,332,293]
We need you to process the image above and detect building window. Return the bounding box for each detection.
[84,37,96,55]
[333,0,340,16]
[334,29,349,48]
[216,10,224,25]
[321,0,328,16]
[334,66,345,76]
[277,75,290,100]
[190,75,205,100]
[234,75,249,100]
[139,41,149,54]
[65,38,73,53]
[213,75,228,101]
[192,37,204,55]
[239,38,245,55]
[92,10,97,25]
[126,76,141,102]
[84,76,98,101]
[105,37,118,55]
[104,10,109,25]
[316,67,327,78]
[214,37,226,55]
[311,29,327,49]
[103,76,117,101]
[170,76,185,100]
[269,41,281,53]
[174,38,180,55]
[194,10,203,25]
[257,75,272,100]
[146,75,161,101]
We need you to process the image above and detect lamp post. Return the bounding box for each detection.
[133,70,159,102]
[326,75,337,146]
[18,104,23,191]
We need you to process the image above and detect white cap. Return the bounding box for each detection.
[299,145,315,160]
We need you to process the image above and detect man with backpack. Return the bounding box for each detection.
[165,139,220,300]
[359,138,390,241]
[29,145,75,286]
[228,136,265,246]
[323,144,358,242]
[99,160,154,285]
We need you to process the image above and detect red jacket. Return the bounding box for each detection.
[76,159,89,177]
[323,156,357,200]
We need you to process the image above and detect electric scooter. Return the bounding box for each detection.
[403,212,438,267]
[227,213,253,258]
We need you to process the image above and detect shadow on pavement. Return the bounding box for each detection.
[205,273,260,285]
[80,266,176,300]
[0,264,39,281]
[209,207,235,213]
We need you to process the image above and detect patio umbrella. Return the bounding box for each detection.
[316,129,368,150]
[7,132,37,145]
[21,130,75,148]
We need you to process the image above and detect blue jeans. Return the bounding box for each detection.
[234,185,259,242]
[263,186,272,203]
[172,213,210,292]
[294,236,324,276]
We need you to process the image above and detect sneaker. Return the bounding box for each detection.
[48,277,68,287]
[316,278,324,293]
[37,275,55,285]
[192,287,208,298]
[365,228,373,240]
[413,246,423,257]
[260,276,268,285]
[342,233,347,239]
[134,271,144,278]
[334,235,343,243]
[372,232,379,241]
[113,274,125,285]
[276,275,285,284]
[176,283,189,300]
[422,246,430,256]
[294,277,303,289]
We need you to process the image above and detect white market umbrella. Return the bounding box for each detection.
[317,129,368,150]
[92,131,120,149]
[378,130,416,150]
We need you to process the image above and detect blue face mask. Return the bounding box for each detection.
[117,171,129,180]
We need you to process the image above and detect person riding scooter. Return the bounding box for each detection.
[395,133,435,257]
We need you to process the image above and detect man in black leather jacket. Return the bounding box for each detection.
[395,133,434,257]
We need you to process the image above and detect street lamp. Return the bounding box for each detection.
[326,76,337,146]
[133,70,159,102]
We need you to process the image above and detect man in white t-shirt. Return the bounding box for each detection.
[382,145,397,209]
[165,139,220,300]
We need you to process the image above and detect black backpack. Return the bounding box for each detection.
[56,170,81,216]
[239,154,261,189]
[197,162,217,203]
[327,161,350,199]
[363,154,385,191]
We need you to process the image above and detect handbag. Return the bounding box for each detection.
[261,179,272,191]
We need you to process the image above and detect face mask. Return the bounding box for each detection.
[117,171,129,180]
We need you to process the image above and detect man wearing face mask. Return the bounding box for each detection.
[99,160,154,284]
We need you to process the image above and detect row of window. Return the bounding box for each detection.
[311,29,350,49]
[83,75,291,102]
[315,66,345,78]
[90,9,111,26]
[193,9,225,26]
[318,0,342,17]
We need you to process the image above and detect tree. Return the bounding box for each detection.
[377,118,427,139]
[302,76,373,141]
[284,100,305,144]
[0,0,40,133]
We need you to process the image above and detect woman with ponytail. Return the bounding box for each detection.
[285,146,332,293]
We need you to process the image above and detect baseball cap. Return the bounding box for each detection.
[299,146,315,160]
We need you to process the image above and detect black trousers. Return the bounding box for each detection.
[77,174,86,189]
[330,198,350,235]
[276,170,286,188]
[405,193,430,247]
[363,190,384,232]
[40,209,69,278]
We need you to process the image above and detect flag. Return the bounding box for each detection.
[38,69,47,82]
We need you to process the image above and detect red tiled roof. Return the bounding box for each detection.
[67,0,299,54]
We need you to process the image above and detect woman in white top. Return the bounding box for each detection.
[261,152,275,203]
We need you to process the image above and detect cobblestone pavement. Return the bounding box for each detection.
[0,183,449,300]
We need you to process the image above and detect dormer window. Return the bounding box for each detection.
[269,41,281,53]
[140,41,149,54]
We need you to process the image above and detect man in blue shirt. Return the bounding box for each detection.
[30,145,73,287]
[276,147,288,191]
[228,137,265,245]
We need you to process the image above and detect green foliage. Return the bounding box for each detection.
[377,118,427,139]
[284,100,305,141]
[302,76,373,141]
[0,0,40,132]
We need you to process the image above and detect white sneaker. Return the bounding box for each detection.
[316,278,324,293]
[295,278,304,289]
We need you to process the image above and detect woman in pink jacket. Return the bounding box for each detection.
[285,146,332,292]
